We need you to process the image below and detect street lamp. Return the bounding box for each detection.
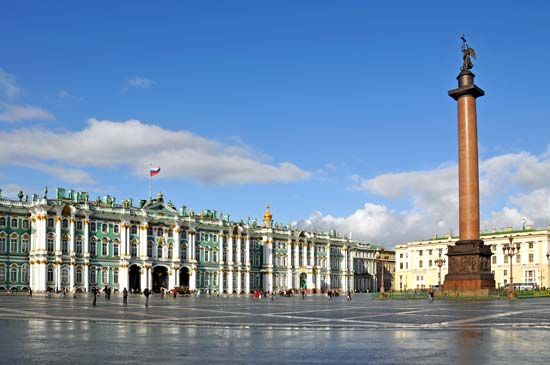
[546,251,550,290]
[502,235,520,295]
[434,252,446,287]
[376,249,390,293]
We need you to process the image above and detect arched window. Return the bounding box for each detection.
[101,223,108,233]
[158,228,163,236]
[113,242,119,257]
[76,237,82,254]
[62,219,69,229]
[21,235,29,253]
[114,225,120,234]
[113,270,119,285]
[47,218,54,228]
[10,266,17,283]
[168,244,173,259]
[0,235,5,253]
[205,247,210,262]
[76,267,83,284]
[131,225,138,235]
[181,244,187,260]
[0,266,5,282]
[102,240,109,256]
[131,242,138,257]
[47,266,54,283]
[62,236,68,254]
[0,217,5,226]
[11,218,18,228]
[10,234,18,253]
[90,237,97,256]
[76,221,83,230]
[61,267,69,284]
[213,250,218,263]
[147,227,153,236]
[102,269,109,285]
[22,219,29,230]
[22,265,29,283]
[43,235,53,254]
[90,222,96,232]
[90,267,97,285]
[157,244,163,259]
[147,242,153,257]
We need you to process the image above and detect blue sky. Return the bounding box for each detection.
[1,1,549,245]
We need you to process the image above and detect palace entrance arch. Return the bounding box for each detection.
[152,266,168,293]
[179,267,190,287]
[129,265,141,293]
[299,273,307,289]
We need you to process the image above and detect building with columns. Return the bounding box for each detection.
[395,226,550,291]
[0,188,391,294]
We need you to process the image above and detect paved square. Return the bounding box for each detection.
[1,293,550,363]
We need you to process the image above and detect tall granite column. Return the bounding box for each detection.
[443,40,495,293]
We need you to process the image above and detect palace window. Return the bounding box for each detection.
[131,243,138,257]
[205,247,210,262]
[76,237,82,254]
[21,265,29,283]
[181,245,187,260]
[76,221,83,230]
[10,218,18,228]
[0,217,5,227]
[10,235,18,253]
[90,269,97,284]
[0,267,5,282]
[10,266,17,282]
[516,255,521,264]
[102,223,108,233]
[113,270,119,284]
[213,250,218,263]
[47,235,55,253]
[429,260,433,268]
[492,256,496,264]
[529,254,534,263]
[147,242,153,257]
[22,219,29,230]
[47,266,54,283]
[131,225,138,235]
[47,218,54,228]
[504,256,508,264]
[168,245,173,259]
[22,236,29,253]
[90,238,97,256]
[62,219,69,229]
[114,225,120,234]
[90,222,96,232]
[62,237,68,254]
[113,243,119,257]
[157,244,163,259]
[147,227,153,236]
[428,250,433,256]
[418,250,423,256]
[0,236,5,253]
[76,268,83,284]
[528,242,534,249]
[196,246,201,262]
[102,241,108,256]
[168,230,173,238]
[418,260,423,268]
[62,268,69,285]
[504,270,507,276]
[102,269,109,285]
[400,263,403,270]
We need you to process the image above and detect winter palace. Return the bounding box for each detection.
[0,188,394,294]
[395,226,550,291]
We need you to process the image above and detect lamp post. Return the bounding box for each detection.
[376,249,389,293]
[502,235,520,296]
[434,254,446,287]
[546,251,550,290]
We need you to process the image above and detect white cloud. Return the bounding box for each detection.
[58,89,83,102]
[0,183,26,198]
[0,118,311,185]
[0,68,21,98]
[122,77,155,92]
[296,152,550,247]
[0,102,55,122]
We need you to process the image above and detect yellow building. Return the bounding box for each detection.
[395,226,550,291]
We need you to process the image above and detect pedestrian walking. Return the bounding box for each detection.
[347,290,352,301]
[144,288,150,307]
[29,288,33,297]
[302,290,305,299]
[123,287,128,307]
[92,286,97,307]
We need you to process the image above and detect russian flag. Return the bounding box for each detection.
[149,166,161,177]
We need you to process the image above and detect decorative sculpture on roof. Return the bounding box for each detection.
[18,190,23,202]
[460,34,477,71]
[44,186,48,199]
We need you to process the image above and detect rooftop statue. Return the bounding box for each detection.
[460,34,477,71]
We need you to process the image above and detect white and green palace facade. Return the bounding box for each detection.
[0,188,390,294]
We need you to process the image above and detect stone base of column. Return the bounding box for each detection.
[443,240,495,294]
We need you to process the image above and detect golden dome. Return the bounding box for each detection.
[263,205,272,223]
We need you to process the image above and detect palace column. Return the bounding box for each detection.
[286,239,293,289]
[83,217,90,257]
[189,267,197,291]
[227,235,234,293]
[69,262,75,291]
[326,243,331,289]
[444,41,495,293]
[236,235,242,294]
[139,222,148,260]
[55,216,62,255]
[244,235,251,293]
[186,231,194,262]
[218,233,224,293]
[173,226,180,262]
[83,263,89,291]
[69,216,75,255]
[120,222,128,258]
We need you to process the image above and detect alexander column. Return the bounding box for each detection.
[443,36,495,295]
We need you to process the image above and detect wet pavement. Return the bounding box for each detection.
[1,293,550,364]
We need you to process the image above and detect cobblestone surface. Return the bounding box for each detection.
[1,293,550,363]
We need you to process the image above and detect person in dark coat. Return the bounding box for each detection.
[144,288,150,307]
[123,287,128,307]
